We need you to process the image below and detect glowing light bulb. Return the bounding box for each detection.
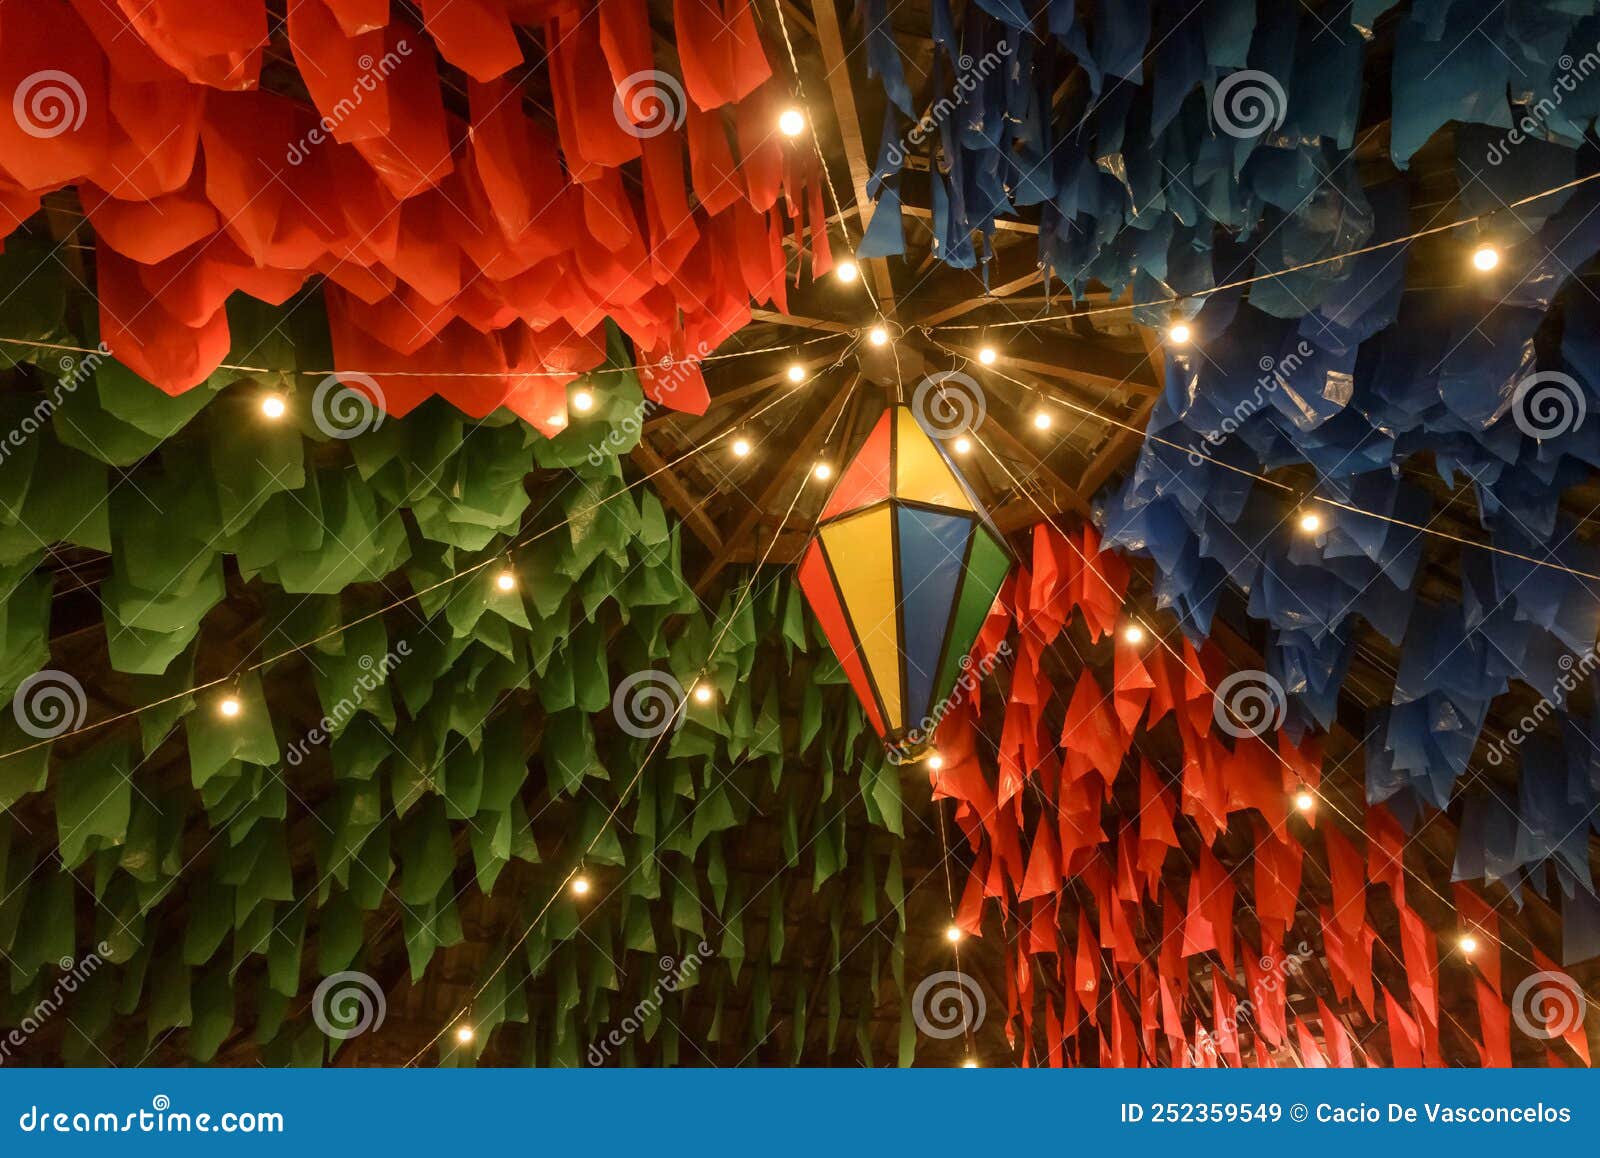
[1459,934,1479,955]
[495,569,516,593]
[1298,511,1323,534]
[814,462,833,480]
[1032,410,1052,431]
[732,437,752,458]
[693,682,714,704]
[455,1025,475,1044]
[786,363,806,384]
[1167,322,1193,345]
[944,924,962,943]
[260,394,287,420]
[961,1059,979,1069]
[1122,623,1146,645]
[927,752,944,770]
[1294,790,1315,813]
[571,875,591,897]
[218,696,242,719]
[571,389,595,413]
[778,108,806,137]
[868,325,890,347]
[836,260,859,284]
[1472,244,1500,272]
[978,346,997,365]
[953,436,973,455]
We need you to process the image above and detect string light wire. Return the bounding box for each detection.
[964,422,1599,1014]
[0,353,858,766]
[768,0,880,316]
[0,330,851,381]
[930,170,1600,332]
[406,374,864,1066]
[926,335,1600,586]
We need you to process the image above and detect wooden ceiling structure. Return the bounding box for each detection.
[628,0,1600,1068]
[7,0,1600,1068]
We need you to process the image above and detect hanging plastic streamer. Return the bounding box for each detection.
[853,0,1600,959]
[0,0,827,431]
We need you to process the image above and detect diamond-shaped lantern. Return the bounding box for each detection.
[797,407,1013,760]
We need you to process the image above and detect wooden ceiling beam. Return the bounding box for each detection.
[642,351,847,434]
[812,0,896,311]
[630,440,723,552]
[775,0,817,38]
[917,270,1044,326]
[972,419,1092,522]
[898,204,1038,235]
[749,310,857,334]
[694,374,860,593]
[819,202,1039,235]
[935,338,1159,395]
[1078,321,1164,498]
[1076,394,1157,499]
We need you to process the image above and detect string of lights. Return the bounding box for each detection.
[925,171,1600,333]
[767,0,878,315]
[406,373,865,1066]
[9,76,1595,1068]
[961,421,1592,1009]
[0,343,859,765]
[0,328,851,381]
[921,334,1600,586]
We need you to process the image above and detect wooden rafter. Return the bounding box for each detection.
[641,355,848,436]
[917,270,1044,326]
[936,338,1159,395]
[911,237,1047,326]
[1078,322,1166,497]
[1077,394,1158,499]
[975,418,1092,525]
[694,374,860,592]
[812,0,897,311]
[631,440,723,552]
[749,310,858,334]
[822,202,1039,236]
[898,204,1038,235]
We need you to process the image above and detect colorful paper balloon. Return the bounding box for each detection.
[797,407,1012,759]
